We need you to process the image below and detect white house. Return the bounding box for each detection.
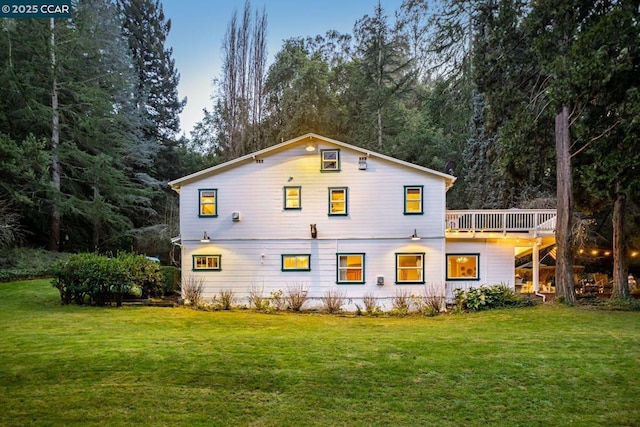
[169,133,556,310]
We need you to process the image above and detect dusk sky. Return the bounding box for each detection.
[162,0,404,135]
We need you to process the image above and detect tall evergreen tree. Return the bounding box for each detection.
[349,1,415,151]
[118,0,185,143]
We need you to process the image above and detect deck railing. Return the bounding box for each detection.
[445,209,556,234]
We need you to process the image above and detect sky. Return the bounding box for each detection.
[161,0,404,135]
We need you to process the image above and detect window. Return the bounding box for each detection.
[396,253,425,284]
[193,254,221,271]
[337,253,365,284]
[446,254,479,280]
[284,186,301,210]
[199,189,218,217]
[321,149,340,171]
[281,254,311,271]
[328,187,348,215]
[404,185,423,215]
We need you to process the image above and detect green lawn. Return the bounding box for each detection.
[1,280,638,426]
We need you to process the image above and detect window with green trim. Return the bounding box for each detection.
[281,254,311,271]
[321,149,340,171]
[404,185,423,214]
[199,189,218,217]
[284,186,301,210]
[446,254,479,280]
[396,253,425,284]
[337,253,365,284]
[193,254,221,271]
[328,187,348,215]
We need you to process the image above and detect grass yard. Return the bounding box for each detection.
[0,280,639,426]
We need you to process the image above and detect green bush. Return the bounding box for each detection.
[454,285,535,312]
[51,252,163,306]
[160,266,180,295]
[0,247,70,282]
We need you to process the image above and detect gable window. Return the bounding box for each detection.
[404,185,423,215]
[396,253,425,284]
[193,254,221,271]
[328,187,348,215]
[281,254,311,271]
[284,186,301,210]
[446,254,479,280]
[199,189,218,217]
[337,253,365,284]
[321,149,340,171]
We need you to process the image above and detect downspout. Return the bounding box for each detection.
[532,238,546,302]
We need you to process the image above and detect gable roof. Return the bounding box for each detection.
[168,133,457,191]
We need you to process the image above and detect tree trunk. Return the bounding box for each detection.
[554,105,575,304]
[612,185,628,299]
[49,18,61,251]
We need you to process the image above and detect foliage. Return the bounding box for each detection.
[50,252,162,306]
[180,274,204,308]
[0,247,70,282]
[454,284,536,312]
[361,292,382,316]
[269,289,286,311]
[285,283,309,312]
[211,289,235,310]
[390,288,412,316]
[160,265,180,295]
[248,283,271,311]
[320,289,346,313]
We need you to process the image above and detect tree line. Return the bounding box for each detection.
[0,0,638,299]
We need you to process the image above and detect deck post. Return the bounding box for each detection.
[533,238,540,293]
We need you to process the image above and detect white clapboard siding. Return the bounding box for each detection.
[182,238,446,310]
[178,141,447,243]
[444,239,516,302]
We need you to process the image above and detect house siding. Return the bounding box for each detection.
[178,141,446,244]
[444,239,516,301]
[182,237,445,310]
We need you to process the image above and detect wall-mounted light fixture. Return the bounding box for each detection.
[410,229,420,241]
[310,224,317,239]
[200,231,210,243]
[305,142,316,152]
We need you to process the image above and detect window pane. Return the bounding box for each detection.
[330,189,346,214]
[283,256,296,269]
[286,189,299,208]
[405,187,422,213]
[323,151,337,160]
[201,204,216,215]
[406,188,421,199]
[447,255,478,279]
[296,256,309,269]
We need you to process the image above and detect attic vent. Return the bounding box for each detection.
[358,157,367,170]
[255,158,264,164]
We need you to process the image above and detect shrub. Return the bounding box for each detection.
[50,252,162,306]
[454,284,534,312]
[390,288,411,316]
[213,289,235,310]
[285,284,308,311]
[160,266,180,295]
[269,289,286,311]
[362,293,381,316]
[321,289,346,314]
[118,253,164,298]
[248,283,270,311]
[181,275,204,308]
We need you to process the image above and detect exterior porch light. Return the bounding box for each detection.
[410,229,420,241]
[310,224,317,239]
[200,231,210,243]
[305,142,316,152]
